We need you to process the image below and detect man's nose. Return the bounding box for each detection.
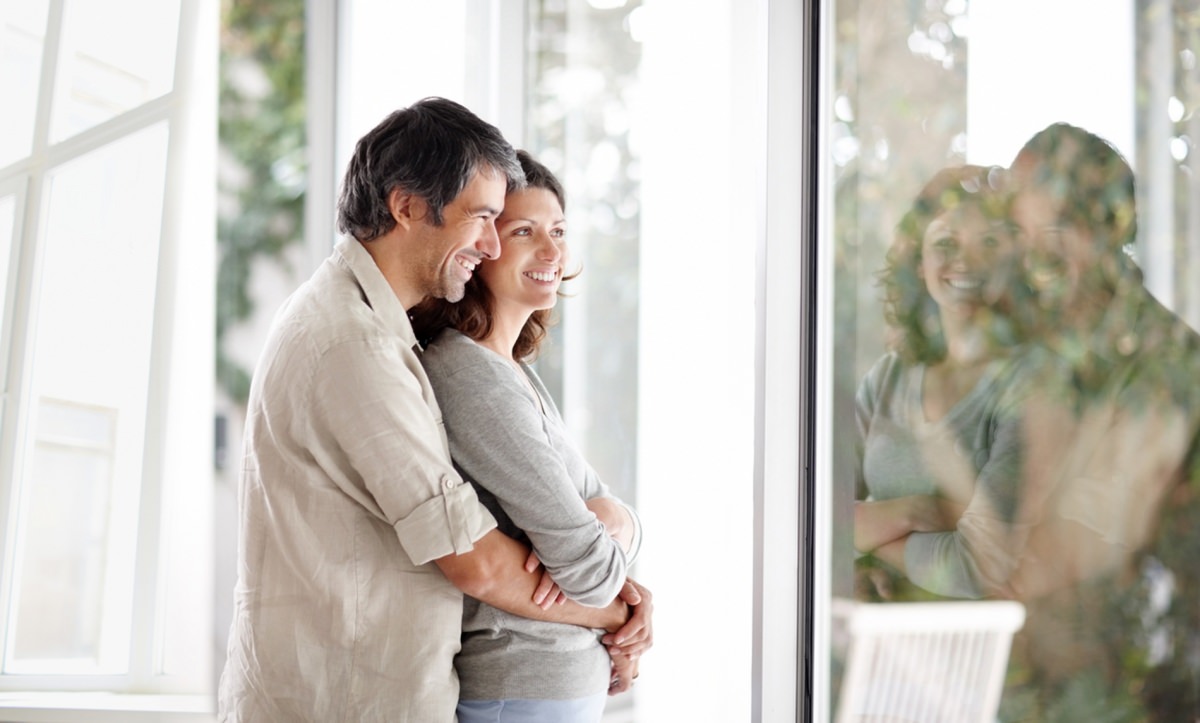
[479,222,501,260]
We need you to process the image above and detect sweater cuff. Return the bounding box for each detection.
[622,501,643,565]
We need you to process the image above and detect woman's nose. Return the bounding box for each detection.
[961,237,1003,266]
[538,233,562,261]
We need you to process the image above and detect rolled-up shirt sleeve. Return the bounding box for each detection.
[312,335,496,566]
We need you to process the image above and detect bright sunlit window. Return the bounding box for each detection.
[0,0,215,714]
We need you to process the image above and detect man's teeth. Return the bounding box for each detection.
[526,271,557,282]
[1030,268,1061,286]
[457,257,477,272]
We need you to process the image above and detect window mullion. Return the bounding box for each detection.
[0,170,46,679]
[30,0,64,155]
[0,0,63,659]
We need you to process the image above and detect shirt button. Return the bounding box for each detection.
[442,476,455,490]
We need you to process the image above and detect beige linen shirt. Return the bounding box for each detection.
[218,239,497,722]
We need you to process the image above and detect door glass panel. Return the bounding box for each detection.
[525,5,643,718]
[825,1,1200,720]
[50,0,181,143]
[0,0,49,166]
[5,123,167,674]
[524,0,644,510]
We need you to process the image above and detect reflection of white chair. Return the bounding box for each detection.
[831,598,1025,723]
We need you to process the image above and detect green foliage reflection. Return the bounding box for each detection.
[217,0,306,404]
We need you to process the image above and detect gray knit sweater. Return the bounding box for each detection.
[855,349,1040,598]
[420,329,637,701]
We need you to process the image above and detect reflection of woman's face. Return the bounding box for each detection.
[919,204,1015,322]
[479,187,568,319]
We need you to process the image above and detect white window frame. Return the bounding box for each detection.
[0,0,217,717]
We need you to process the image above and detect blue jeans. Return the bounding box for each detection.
[456,693,608,723]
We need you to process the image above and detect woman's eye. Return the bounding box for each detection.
[551,228,565,239]
[512,227,531,237]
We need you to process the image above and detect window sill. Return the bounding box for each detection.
[0,693,214,722]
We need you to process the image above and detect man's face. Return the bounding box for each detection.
[411,169,507,303]
[1009,156,1107,329]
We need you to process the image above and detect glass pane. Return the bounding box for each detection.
[523,2,756,721]
[526,0,643,513]
[525,5,644,718]
[11,400,116,664]
[0,0,49,166]
[5,123,168,674]
[50,0,181,143]
[826,1,1200,720]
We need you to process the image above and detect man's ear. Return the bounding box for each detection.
[389,188,420,229]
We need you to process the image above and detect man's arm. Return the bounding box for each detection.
[435,528,632,632]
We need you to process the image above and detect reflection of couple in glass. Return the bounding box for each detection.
[853,122,1200,719]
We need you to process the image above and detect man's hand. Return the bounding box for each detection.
[608,647,640,695]
[604,578,651,695]
[602,578,653,657]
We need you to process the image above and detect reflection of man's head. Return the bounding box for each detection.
[1009,123,1138,327]
[883,164,1018,363]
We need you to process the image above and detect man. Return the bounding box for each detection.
[1003,122,1200,719]
[218,97,650,722]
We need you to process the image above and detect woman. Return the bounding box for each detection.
[411,150,645,722]
[853,163,1041,601]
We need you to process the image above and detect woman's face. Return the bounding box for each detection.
[919,202,1016,322]
[479,187,568,317]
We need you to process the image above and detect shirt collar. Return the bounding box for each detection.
[333,237,418,348]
